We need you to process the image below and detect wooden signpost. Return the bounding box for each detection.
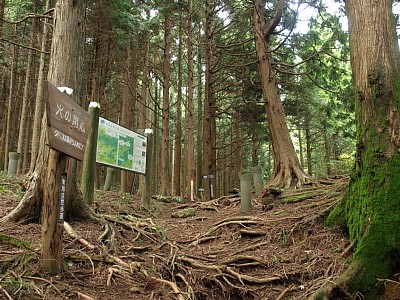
[41,81,91,274]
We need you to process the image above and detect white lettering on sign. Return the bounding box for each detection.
[54,129,85,150]
[54,103,86,133]
[59,176,66,223]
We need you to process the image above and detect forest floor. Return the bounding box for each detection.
[0,174,398,300]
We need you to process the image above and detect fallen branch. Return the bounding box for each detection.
[76,291,96,300]
[226,267,281,284]
[0,285,13,300]
[64,222,95,249]
[275,284,294,300]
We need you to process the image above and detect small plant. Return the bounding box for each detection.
[153,225,168,241]
[281,229,288,245]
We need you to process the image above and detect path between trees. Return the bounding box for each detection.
[2,175,395,299]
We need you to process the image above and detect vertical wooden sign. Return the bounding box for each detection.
[41,150,66,274]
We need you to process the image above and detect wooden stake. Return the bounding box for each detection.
[41,149,66,274]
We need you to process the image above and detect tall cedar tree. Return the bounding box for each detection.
[317,0,400,298]
[1,0,93,224]
[252,0,310,189]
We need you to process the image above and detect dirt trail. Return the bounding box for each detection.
[0,176,351,299]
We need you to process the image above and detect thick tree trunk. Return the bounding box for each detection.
[252,0,309,189]
[317,0,400,298]
[1,0,93,224]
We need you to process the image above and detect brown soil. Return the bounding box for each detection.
[0,175,378,299]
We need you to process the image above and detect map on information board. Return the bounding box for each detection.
[96,117,147,174]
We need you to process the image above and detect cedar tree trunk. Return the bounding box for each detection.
[252,0,309,189]
[316,0,400,298]
[1,0,93,224]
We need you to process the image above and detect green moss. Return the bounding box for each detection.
[326,128,400,297]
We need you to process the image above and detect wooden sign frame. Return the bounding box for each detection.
[44,81,91,161]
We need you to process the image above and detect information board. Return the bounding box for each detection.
[96,117,147,174]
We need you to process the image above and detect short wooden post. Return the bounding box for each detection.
[7,152,21,175]
[81,102,100,205]
[253,165,264,196]
[41,149,66,274]
[103,167,115,191]
[142,131,153,208]
[240,172,252,213]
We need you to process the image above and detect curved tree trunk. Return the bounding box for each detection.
[252,0,309,189]
[316,0,400,298]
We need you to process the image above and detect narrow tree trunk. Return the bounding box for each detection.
[4,25,19,171]
[17,0,38,174]
[252,0,309,189]
[186,0,195,200]
[305,118,312,176]
[120,42,137,194]
[138,30,150,197]
[173,17,183,197]
[161,14,171,196]
[195,45,203,199]
[30,0,51,173]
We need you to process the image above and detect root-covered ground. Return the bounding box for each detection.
[0,176,358,299]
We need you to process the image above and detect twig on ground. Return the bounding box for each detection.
[0,285,13,300]
[148,277,186,300]
[76,291,96,300]
[64,221,95,249]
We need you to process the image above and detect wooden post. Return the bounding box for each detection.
[142,132,153,208]
[81,102,100,205]
[41,149,66,274]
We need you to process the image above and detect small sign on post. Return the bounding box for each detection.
[41,81,91,274]
[44,81,91,161]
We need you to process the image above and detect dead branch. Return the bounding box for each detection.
[64,221,95,249]
[0,285,13,300]
[226,267,281,284]
[76,291,96,300]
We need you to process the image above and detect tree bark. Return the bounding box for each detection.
[1,0,93,224]
[161,13,171,196]
[318,0,400,298]
[252,0,309,189]
[120,42,137,194]
[203,0,217,200]
[173,16,183,197]
[17,0,38,174]
[3,25,19,172]
[186,0,195,200]
[30,0,51,173]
